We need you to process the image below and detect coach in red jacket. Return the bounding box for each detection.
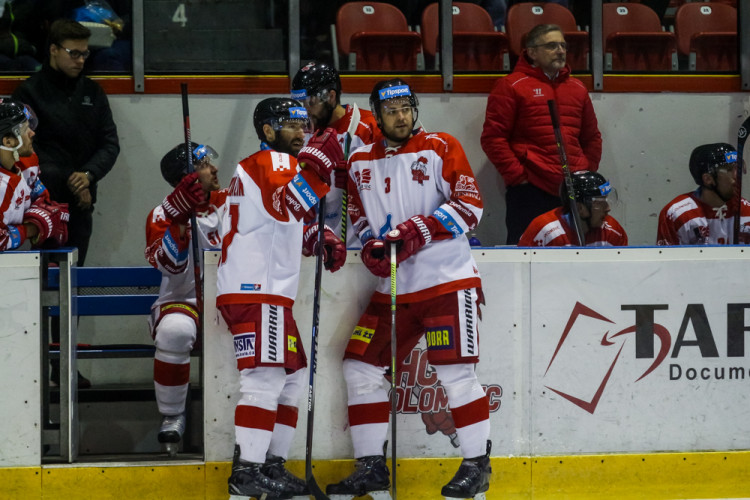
[481,23,602,245]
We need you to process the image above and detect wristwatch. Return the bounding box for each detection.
[84,171,95,183]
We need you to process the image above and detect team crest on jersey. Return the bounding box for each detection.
[411,156,430,185]
[229,176,244,196]
[14,189,26,208]
[271,152,292,172]
[455,175,480,200]
[355,169,372,191]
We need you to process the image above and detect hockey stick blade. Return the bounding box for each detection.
[733,114,750,243]
[305,197,331,500]
[340,103,361,244]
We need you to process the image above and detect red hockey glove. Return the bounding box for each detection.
[421,409,457,437]
[297,127,343,185]
[385,215,438,264]
[24,199,70,248]
[302,223,347,272]
[361,238,390,278]
[334,165,349,190]
[161,172,205,225]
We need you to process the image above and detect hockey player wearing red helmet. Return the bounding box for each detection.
[657,143,750,245]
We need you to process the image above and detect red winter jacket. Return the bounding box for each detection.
[480,54,602,196]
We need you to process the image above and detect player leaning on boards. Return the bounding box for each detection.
[326,79,492,500]
[0,98,69,252]
[518,170,627,247]
[216,98,345,500]
[144,142,227,456]
[291,60,380,247]
[657,143,750,245]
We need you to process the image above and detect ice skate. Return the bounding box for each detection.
[262,455,309,499]
[441,441,492,499]
[157,413,186,457]
[228,459,293,500]
[326,455,391,500]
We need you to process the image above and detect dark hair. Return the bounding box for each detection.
[525,24,563,49]
[48,19,91,49]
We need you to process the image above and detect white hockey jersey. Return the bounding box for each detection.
[0,153,49,250]
[216,148,329,308]
[348,130,483,303]
[657,190,750,245]
[145,189,229,310]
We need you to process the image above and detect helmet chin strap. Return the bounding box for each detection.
[0,132,22,162]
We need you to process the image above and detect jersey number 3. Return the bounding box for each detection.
[385,177,391,194]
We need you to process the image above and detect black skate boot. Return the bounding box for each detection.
[326,455,390,498]
[441,441,492,499]
[262,454,310,497]
[228,459,293,500]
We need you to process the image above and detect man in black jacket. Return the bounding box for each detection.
[13,18,119,267]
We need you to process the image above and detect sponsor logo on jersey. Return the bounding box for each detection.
[410,156,430,185]
[425,326,454,350]
[272,152,292,172]
[463,289,476,356]
[354,169,372,191]
[234,332,256,359]
[240,283,262,291]
[288,335,297,353]
[267,305,279,362]
[378,85,411,100]
[455,174,480,200]
[228,176,244,196]
[292,173,319,208]
[433,208,461,237]
[351,325,375,344]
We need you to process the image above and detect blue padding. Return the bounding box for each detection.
[48,266,162,288]
[48,295,159,316]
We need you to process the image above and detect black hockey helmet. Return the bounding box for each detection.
[160,142,218,187]
[0,98,33,138]
[689,143,737,185]
[560,170,612,205]
[291,61,341,103]
[369,79,419,122]
[253,97,310,142]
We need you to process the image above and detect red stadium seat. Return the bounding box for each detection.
[603,3,678,71]
[675,2,737,71]
[505,2,590,71]
[332,2,424,71]
[420,2,510,71]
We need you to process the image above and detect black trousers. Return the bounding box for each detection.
[505,183,562,245]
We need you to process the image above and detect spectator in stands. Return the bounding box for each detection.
[481,23,601,244]
[13,18,119,267]
[657,143,750,245]
[518,170,627,247]
[0,0,43,71]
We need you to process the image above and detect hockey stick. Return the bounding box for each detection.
[389,239,398,500]
[180,83,203,316]
[340,103,361,245]
[733,115,750,244]
[547,99,585,246]
[304,196,330,500]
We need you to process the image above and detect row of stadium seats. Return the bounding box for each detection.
[330,1,738,72]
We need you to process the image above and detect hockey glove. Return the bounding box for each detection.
[385,215,438,264]
[297,127,343,185]
[361,238,390,278]
[161,172,205,225]
[334,164,349,190]
[24,199,70,248]
[302,223,347,272]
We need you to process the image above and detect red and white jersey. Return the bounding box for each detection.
[518,207,628,247]
[216,149,330,308]
[306,104,380,248]
[656,190,750,245]
[145,189,229,309]
[348,130,483,303]
[0,153,49,251]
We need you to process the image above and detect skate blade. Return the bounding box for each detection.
[228,495,276,500]
[443,493,486,500]
[164,442,180,457]
[329,492,392,500]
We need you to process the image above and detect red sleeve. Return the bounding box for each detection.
[656,204,679,245]
[436,134,483,239]
[579,94,602,171]
[480,78,527,186]
[145,207,189,274]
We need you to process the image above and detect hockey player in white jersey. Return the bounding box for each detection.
[326,79,492,499]
[217,98,345,500]
[657,143,750,245]
[145,142,227,456]
[291,60,380,247]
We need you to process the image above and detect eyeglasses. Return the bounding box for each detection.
[530,41,567,52]
[56,44,91,60]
